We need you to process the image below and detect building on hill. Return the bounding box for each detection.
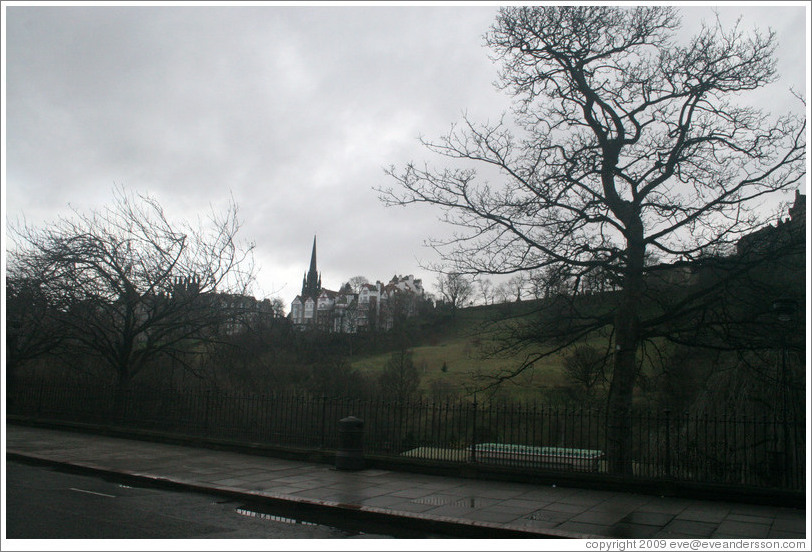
[211,293,281,335]
[288,237,426,333]
[389,274,424,294]
[788,188,806,226]
[736,189,806,257]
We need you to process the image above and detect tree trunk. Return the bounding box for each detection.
[6,360,20,411]
[606,231,645,475]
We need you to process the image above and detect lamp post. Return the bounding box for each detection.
[771,297,797,488]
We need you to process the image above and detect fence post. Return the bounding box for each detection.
[203,390,211,434]
[470,394,478,463]
[36,380,45,416]
[320,396,327,449]
[664,408,672,479]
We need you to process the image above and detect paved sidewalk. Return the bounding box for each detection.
[4,424,809,540]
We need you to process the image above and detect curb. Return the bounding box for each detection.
[7,451,593,539]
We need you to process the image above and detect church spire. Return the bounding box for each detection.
[301,235,322,299]
[309,235,318,277]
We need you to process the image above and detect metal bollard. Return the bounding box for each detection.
[335,416,364,470]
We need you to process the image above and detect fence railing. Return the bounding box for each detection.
[8,381,805,491]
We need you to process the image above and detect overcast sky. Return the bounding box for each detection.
[3,2,808,311]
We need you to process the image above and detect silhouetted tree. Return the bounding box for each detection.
[563,345,608,404]
[435,272,474,314]
[8,188,256,415]
[477,278,495,305]
[381,6,805,473]
[378,349,421,403]
[5,267,66,403]
[347,275,370,294]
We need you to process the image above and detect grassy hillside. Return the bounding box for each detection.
[347,295,682,405]
[349,301,590,403]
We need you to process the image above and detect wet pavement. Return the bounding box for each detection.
[4,423,809,540]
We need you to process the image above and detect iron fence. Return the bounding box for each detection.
[8,381,805,491]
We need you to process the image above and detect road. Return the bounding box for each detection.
[5,459,395,539]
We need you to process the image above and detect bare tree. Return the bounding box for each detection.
[435,272,474,313]
[268,297,286,318]
[381,6,805,473]
[527,264,573,300]
[347,275,370,294]
[477,277,495,305]
[506,274,526,302]
[7,188,256,414]
[492,281,511,304]
[526,269,546,301]
[378,348,421,403]
[563,345,608,404]
[5,262,67,402]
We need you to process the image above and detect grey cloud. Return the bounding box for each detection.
[5,5,806,309]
